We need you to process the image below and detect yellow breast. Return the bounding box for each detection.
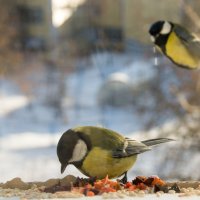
[80,147,137,179]
[166,32,198,69]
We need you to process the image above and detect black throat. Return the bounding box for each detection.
[155,34,170,53]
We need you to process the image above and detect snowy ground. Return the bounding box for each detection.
[0,52,199,183]
[1,194,200,200]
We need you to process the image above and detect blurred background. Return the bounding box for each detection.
[0,0,199,182]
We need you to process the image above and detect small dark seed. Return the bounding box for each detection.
[144,178,154,186]
[154,184,169,193]
[132,176,146,185]
[169,183,181,193]
[90,188,100,195]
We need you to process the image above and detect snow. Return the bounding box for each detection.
[119,60,157,87]
[0,95,28,116]
[66,195,200,200]
[0,132,59,150]
[1,194,200,200]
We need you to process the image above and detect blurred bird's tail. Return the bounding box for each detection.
[141,138,174,147]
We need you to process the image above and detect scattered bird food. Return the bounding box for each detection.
[0,175,200,199]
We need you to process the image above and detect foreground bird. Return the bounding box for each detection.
[57,126,173,182]
[149,20,200,69]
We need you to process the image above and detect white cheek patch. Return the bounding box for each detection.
[160,21,171,34]
[150,36,155,43]
[68,139,87,163]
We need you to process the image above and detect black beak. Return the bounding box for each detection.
[61,163,67,174]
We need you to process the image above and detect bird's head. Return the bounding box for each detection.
[149,21,173,44]
[57,129,88,173]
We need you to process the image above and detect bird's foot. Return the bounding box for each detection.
[119,172,127,184]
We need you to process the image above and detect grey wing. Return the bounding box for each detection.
[112,138,151,158]
[174,25,200,57]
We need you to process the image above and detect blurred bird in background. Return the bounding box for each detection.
[149,20,200,69]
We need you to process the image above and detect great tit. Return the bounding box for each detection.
[57,126,173,181]
[149,20,200,69]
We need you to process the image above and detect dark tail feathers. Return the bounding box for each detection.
[141,138,175,147]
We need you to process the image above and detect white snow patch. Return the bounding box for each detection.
[0,95,29,116]
[0,132,60,150]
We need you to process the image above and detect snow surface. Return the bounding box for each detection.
[1,194,200,200]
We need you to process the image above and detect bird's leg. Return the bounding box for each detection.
[120,171,127,184]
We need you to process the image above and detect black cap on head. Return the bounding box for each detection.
[57,129,79,173]
[149,21,165,36]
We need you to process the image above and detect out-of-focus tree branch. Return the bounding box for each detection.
[170,85,200,114]
[180,0,200,30]
[0,0,23,76]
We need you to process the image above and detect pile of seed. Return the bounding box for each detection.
[0,176,200,199]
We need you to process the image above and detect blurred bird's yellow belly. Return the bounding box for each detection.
[166,32,198,69]
[81,147,137,179]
